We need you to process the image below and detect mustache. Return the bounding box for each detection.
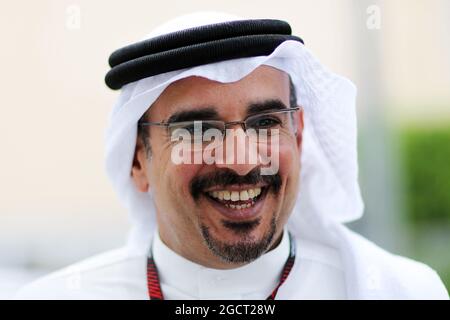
[190,167,282,201]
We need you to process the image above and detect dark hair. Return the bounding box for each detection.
[137,75,297,157]
[289,75,297,110]
[138,110,152,156]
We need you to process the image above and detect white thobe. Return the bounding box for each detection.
[152,229,346,299]
[15,229,348,299]
[14,222,448,299]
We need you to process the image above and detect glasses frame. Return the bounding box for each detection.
[138,106,301,136]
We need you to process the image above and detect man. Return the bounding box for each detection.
[16,12,448,299]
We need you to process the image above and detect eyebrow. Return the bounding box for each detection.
[246,99,289,115]
[166,99,288,123]
[167,107,219,123]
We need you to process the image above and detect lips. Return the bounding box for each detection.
[203,186,268,221]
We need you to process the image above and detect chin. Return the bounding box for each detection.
[198,199,279,264]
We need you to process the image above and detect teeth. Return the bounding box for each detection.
[209,187,263,201]
[240,190,249,201]
[230,191,239,202]
[225,202,255,209]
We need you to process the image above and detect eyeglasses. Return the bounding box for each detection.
[138,107,301,151]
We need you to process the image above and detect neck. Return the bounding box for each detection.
[151,228,291,299]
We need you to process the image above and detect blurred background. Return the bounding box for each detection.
[1,0,449,298]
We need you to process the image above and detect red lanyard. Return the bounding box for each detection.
[147,232,296,300]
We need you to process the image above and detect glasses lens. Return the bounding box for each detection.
[169,121,224,151]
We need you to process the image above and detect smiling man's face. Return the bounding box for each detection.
[131,66,303,269]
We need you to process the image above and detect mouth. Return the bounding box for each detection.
[203,186,269,221]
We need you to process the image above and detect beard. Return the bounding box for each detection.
[200,215,277,264]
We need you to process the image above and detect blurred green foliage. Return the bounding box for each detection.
[400,126,450,224]
[399,125,450,291]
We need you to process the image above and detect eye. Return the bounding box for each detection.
[201,122,221,133]
[248,116,282,129]
[182,124,197,135]
[172,122,221,135]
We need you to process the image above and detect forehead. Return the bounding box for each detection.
[146,65,291,120]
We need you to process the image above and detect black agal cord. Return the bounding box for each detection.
[105,19,303,90]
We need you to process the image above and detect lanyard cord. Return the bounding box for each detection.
[147,232,296,300]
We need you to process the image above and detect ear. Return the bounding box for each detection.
[131,136,150,193]
[296,107,304,149]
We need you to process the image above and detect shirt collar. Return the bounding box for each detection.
[152,228,290,299]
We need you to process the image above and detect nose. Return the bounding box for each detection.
[215,127,260,176]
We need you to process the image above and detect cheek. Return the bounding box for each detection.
[151,159,203,204]
[257,139,301,232]
[276,138,301,179]
[276,140,301,210]
[149,141,192,192]
[171,164,202,196]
